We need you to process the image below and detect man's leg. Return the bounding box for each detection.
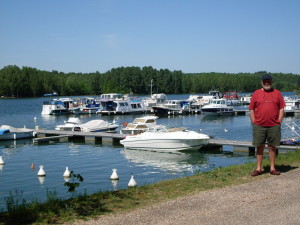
[256,145,265,171]
[268,145,277,171]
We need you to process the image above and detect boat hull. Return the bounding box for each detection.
[0,131,34,140]
[96,110,146,115]
[120,131,210,151]
[201,108,235,116]
[152,107,200,115]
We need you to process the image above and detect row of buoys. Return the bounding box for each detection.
[36,165,71,178]
[110,168,137,187]
[0,158,137,187]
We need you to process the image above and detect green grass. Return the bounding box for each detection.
[1,149,300,225]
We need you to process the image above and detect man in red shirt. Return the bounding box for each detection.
[248,74,286,176]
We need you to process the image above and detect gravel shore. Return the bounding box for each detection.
[72,168,300,225]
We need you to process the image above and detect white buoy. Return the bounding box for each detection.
[224,129,228,132]
[110,168,119,180]
[128,175,137,187]
[63,167,71,178]
[0,156,5,165]
[34,116,37,121]
[37,165,46,176]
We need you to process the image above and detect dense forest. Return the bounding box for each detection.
[0,65,299,97]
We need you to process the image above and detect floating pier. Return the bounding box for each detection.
[33,129,300,153]
[206,138,300,154]
[33,129,125,144]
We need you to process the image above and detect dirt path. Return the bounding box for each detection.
[72,169,300,225]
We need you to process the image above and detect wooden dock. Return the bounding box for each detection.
[34,129,125,143]
[207,138,300,152]
[33,129,300,152]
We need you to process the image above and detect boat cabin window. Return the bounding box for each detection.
[136,125,147,129]
[126,124,136,128]
[133,118,146,123]
[146,119,155,123]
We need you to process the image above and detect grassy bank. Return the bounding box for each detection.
[1,149,300,225]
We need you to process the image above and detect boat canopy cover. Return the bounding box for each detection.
[80,120,110,129]
[0,129,10,135]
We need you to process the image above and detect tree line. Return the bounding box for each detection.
[0,65,299,97]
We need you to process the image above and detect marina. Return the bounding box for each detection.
[0,92,299,211]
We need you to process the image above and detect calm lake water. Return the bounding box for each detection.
[0,93,298,211]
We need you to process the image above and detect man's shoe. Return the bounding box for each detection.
[251,170,263,176]
[270,170,281,175]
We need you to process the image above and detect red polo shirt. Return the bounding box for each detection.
[249,88,286,127]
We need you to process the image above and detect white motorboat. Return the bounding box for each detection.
[75,97,101,114]
[0,125,35,140]
[142,93,168,109]
[120,116,163,135]
[188,91,223,108]
[284,96,300,111]
[152,100,194,115]
[55,118,81,131]
[41,98,78,115]
[224,91,242,106]
[96,93,147,115]
[120,127,210,151]
[240,95,252,105]
[201,99,235,116]
[72,119,119,132]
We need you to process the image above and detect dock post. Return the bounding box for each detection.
[249,146,256,156]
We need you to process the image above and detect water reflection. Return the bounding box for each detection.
[111,180,118,190]
[120,149,207,173]
[38,176,46,185]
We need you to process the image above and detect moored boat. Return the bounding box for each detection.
[55,118,81,131]
[120,127,210,151]
[43,92,58,97]
[72,119,119,132]
[142,93,168,109]
[41,98,78,115]
[0,125,35,140]
[120,115,162,135]
[75,97,101,114]
[284,96,300,111]
[201,99,235,116]
[152,100,195,115]
[96,94,147,115]
[224,91,242,106]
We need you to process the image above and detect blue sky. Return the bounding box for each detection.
[0,0,299,74]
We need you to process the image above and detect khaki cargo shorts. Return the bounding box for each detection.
[252,124,281,147]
